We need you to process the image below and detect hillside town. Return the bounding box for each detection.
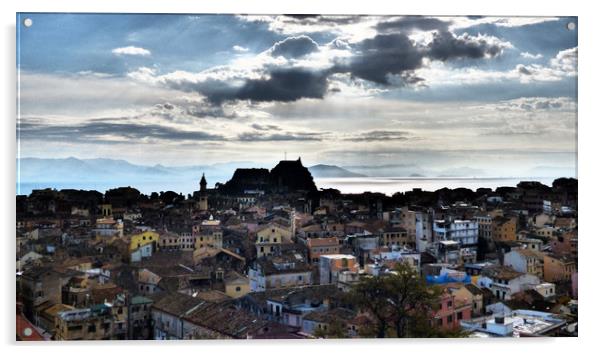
[16,158,578,340]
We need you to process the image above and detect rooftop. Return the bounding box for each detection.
[482,265,525,281]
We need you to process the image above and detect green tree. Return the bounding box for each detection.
[348,263,468,338]
[385,264,441,338]
[348,274,392,338]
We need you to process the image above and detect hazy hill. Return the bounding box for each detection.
[309,164,366,178]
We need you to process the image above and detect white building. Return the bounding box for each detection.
[503,249,544,278]
[131,243,154,263]
[415,211,433,252]
[461,310,566,337]
[534,283,556,299]
[319,254,359,285]
[433,219,478,247]
[248,258,312,292]
[92,217,124,238]
[477,266,541,300]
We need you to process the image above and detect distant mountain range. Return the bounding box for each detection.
[308,164,366,178]
[17,157,364,183]
[17,157,271,193]
[17,157,571,195]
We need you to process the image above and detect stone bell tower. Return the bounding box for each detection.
[198,173,208,211]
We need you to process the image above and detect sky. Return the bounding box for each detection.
[17,14,578,178]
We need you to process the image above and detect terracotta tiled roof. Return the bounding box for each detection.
[307,237,339,247]
[16,313,45,341]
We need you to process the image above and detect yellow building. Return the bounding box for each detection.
[158,231,181,251]
[55,305,116,340]
[224,272,250,299]
[448,283,484,316]
[492,216,517,242]
[129,231,159,252]
[255,223,291,257]
[193,218,223,250]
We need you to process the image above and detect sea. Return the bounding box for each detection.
[313,177,559,196]
[17,177,560,197]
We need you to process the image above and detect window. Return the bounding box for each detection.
[447,315,453,324]
[236,286,241,292]
[88,324,96,333]
[457,312,463,320]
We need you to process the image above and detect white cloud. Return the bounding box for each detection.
[449,16,560,30]
[112,46,151,56]
[487,97,576,112]
[416,46,577,86]
[520,52,543,59]
[550,47,577,75]
[516,47,577,83]
[232,45,249,52]
[238,15,380,43]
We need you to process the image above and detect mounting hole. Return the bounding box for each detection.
[567,22,576,31]
[23,18,33,27]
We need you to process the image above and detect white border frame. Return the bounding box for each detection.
[2,1,597,353]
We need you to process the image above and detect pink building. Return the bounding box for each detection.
[432,288,472,330]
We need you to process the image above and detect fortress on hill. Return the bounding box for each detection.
[217,157,317,195]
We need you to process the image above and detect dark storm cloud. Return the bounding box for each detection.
[269,35,319,58]
[238,131,323,142]
[234,69,329,102]
[146,18,511,104]
[427,31,505,61]
[155,67,330,105]
[345,130,412,142]
[333,33,426,85]
[375,16,450,33]
[18,120,226,143]
[333,29,506,86]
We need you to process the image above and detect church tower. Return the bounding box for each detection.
[198,173,208,211]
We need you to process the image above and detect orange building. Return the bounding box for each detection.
[492,216,517,242]
[543,254,577,282]
[307,237,340,264]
